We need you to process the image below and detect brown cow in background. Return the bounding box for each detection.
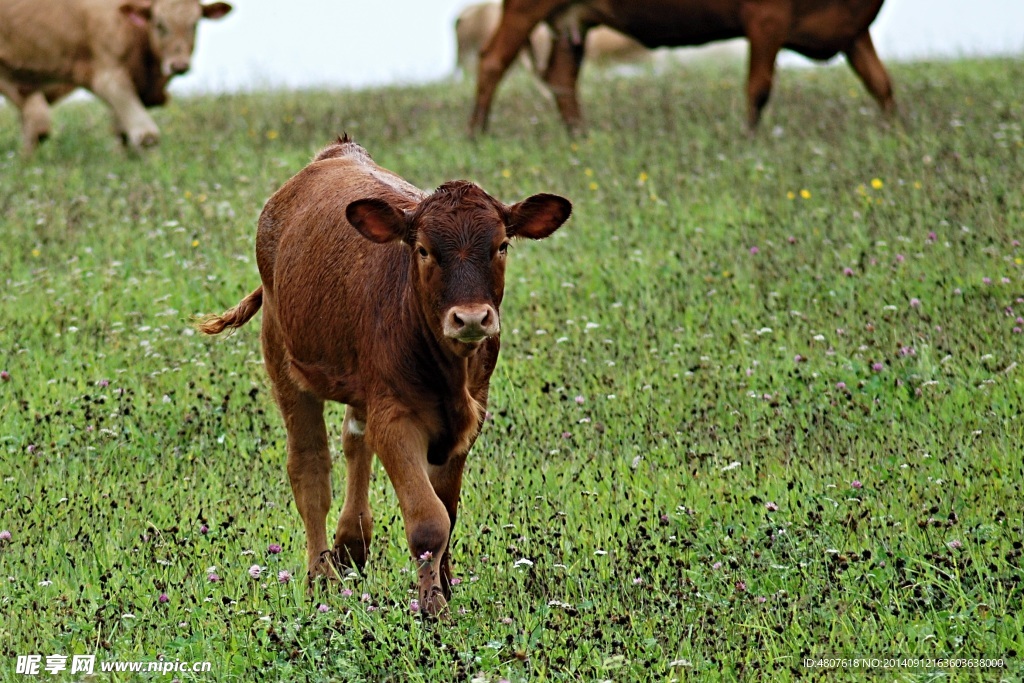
[200,136,571,616]
[469,0,895,134]
[0,0,232,153]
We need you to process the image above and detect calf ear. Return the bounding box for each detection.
[119,0,153,27]
[201,2,233,19]
[346,198,410,244]
[507,193,572,240]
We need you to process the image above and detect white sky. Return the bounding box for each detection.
[140,1,1024,93]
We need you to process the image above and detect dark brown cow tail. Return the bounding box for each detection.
[196,286,264,334]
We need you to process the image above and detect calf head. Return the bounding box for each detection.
[120,0,232,77]
[346,182,571,357]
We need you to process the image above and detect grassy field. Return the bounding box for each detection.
[1,56,1023,681]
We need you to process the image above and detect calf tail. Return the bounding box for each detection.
[197,286,263,335]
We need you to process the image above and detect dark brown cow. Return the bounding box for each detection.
[469,0,894,134]
[199,137,571,616]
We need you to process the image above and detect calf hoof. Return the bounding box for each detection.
[305,550,344,591]
[420,585,449,619]
[332,537,369,572]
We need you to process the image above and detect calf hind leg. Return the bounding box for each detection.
[271,380,335,584]
[332,406,374,570]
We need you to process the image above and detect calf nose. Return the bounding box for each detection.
[168,59,190,75]
[444,305,499,342]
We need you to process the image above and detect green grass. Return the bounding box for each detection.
[1,57,1023,681]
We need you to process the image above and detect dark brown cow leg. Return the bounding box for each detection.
[543,28,588,134]
[428,454,467,600]
[332,406,373,571]
[845,31,895,116]
[742,8,788,131]
[470,1,557,135]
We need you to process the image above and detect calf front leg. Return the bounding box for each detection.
[429,453,467,600]
[333,406,373,570]
[368,415,450,617]
[90,68,160,149]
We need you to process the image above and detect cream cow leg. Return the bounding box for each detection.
[91,69,160,149]
[0,77,52,153]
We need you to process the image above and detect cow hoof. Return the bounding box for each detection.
[124,130,160,149]
[138,131,160,148]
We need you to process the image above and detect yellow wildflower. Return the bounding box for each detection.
[871,178,883,190]
[799,189,811,199]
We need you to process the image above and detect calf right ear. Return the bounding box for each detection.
[507,193,572,240]
[346,198,410,243]
[119,0,153,27]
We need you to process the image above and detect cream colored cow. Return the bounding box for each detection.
[0,0,231,153]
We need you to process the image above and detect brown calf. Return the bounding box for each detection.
[200,137,571,615]
[469,0,894,134]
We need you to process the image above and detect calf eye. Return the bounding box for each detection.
[417,246,429,259]
[498,241,510,256]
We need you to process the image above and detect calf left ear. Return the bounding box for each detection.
[507,193,572,240]
[201,2,233,19]
[346,198,411,243]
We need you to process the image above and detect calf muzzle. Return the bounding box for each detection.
[443,304,499,343]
